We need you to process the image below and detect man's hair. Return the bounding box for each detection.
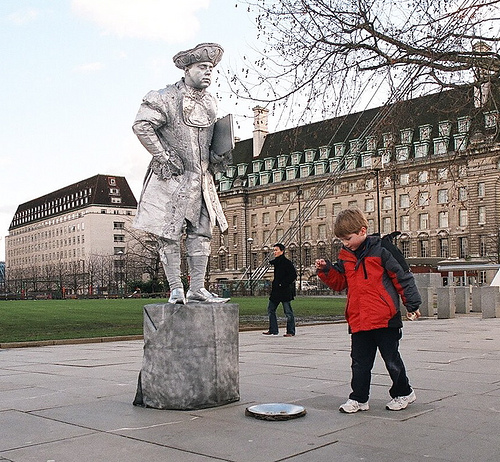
[334,208,369,238]
[274,243,285,251]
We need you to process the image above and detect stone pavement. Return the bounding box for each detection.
[1,314,499,461]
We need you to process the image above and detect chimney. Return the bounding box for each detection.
[253,106,269,158]
[473,41,492,108]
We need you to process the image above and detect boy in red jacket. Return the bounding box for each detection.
[315,209,421,413]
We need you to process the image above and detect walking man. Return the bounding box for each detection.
[263,244,297,337]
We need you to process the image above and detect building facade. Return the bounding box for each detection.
[208,83,500,293]
[5,174,138,297]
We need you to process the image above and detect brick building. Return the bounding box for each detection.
[209,82,500,293]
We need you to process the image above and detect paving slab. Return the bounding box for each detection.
[0,315,499,461]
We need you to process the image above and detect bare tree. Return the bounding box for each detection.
[231,0,500,125]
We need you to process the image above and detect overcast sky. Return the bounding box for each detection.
[0,0,261,260]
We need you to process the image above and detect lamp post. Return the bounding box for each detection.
[297,187,303,291]
[117,250,124,296]
[247,237,253,296]
[371,154,382,234]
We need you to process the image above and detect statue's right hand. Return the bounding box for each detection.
[168,152,184,176]
[151,152,184,180]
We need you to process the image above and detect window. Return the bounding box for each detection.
[382,217,392,234]
[401,240,410,258]
[400,173,410,185]
[262,212,270,225]
[458,237,468,258]
[419,125,432,140]
[303,226,312,240]
[113,221,125,229]
[479,235,488,257]
[114,234,125,242]
[414,142,429,158]
[111,197,122,204]
[437,168,448,180]
[333,203,342,217]
[396,146,409,162]
[458,187,468,201]
[382,196,392,211]
[459,209,468,227]
[478,206,486,224]
[439,238,449,258]
[400,128,413,144]
[317,205,326,218]
[418,192,429,206]
[289,209,297,221]
[365,198,375,212]
[348,182,357,193]
[418,171,428,183]
[318,224,327,239]
[251,214,257,227]
[305,149,315,162]
[478,182,485,198]
[419,213,429,229]
[275,210,284,223]
[419,239,429,257]
[400,215,410,231]
[348,200,358,209]
[399,194,410,209]
[438,211,449,228]
[437,189,449,204]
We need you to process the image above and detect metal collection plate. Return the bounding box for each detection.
[245,403,307,421]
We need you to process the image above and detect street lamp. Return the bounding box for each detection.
[117,250,124,296]
[297,187,303,291]
[247,237,253,296]
[371,154,382,234]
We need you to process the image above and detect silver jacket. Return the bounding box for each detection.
[132,80,228,240]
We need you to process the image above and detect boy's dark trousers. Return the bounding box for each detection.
[349,327,412,403]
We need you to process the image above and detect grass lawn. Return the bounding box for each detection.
[0,296,346,344]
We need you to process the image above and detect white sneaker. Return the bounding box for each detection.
[386,389,416,411]
[339,399,369,413]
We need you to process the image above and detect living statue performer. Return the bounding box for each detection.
[132,43,231,304]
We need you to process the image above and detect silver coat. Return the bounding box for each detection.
[132,80,228,240]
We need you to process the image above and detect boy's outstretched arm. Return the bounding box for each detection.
[315,259,347,292]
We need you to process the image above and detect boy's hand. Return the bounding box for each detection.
[315,259,327,270]
[406,309,421,321]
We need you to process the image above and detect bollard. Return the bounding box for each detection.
[479,287,500,319]
[454,286,471,314]
[437,286,456,319]
[418,287,436,317]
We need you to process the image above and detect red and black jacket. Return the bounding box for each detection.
[317,235,421,333]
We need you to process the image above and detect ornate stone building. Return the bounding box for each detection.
[209,83,500,293]
[5,174,138,297]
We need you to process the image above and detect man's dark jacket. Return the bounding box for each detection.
[269,254,297,303]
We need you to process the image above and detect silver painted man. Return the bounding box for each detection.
[132,43,230,304]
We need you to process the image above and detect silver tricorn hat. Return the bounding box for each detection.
[173,43,224,69]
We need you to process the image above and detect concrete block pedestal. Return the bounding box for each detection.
[437,287,456,319]
[479,287,500,319]
[133,303,240,410]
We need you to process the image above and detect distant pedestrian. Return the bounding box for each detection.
[315,208,421,412]
[263,244,297,337]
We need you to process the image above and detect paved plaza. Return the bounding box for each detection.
[1,314,499,461]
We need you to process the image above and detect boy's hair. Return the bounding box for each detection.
[334,208,369,238]
[274,243,285,251]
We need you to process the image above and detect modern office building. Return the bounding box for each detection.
[5,174,138,297]
[209,81,500,292]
